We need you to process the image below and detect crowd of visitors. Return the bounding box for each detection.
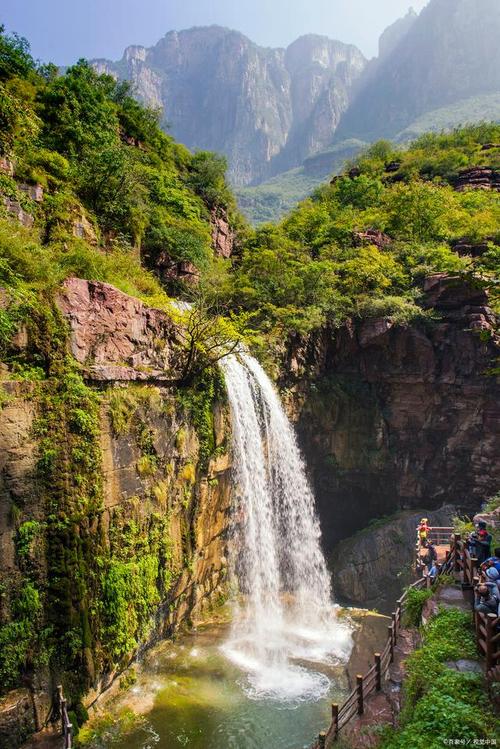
[416,518,500,614]
[416,518,440,581]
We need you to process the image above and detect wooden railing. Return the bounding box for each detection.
[312,526,492,748]
[314,575,430,748]
[57,685,73,749]
[425,527,454,546]
[475,610,500,670]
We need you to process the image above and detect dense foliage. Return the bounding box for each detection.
[0,27,239,705]
[0,26,238,289]
[227,127,500,344]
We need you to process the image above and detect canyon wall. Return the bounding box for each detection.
[0,280,232,748]
[1,274,499,746]
[93,27,366,186]
[282,276,500,552]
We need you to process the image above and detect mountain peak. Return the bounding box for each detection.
[378,6,418,59]
[337,0,500,143]
[93,28,366,186]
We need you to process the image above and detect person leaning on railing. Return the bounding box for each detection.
[481,547,500,575]
[418,538,437,576]
[474,583,499,615]
[475,522,493,564]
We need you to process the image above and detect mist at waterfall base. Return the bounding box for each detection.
[82,353,355,749]
[220,353,352,705]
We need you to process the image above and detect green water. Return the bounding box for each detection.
[82,622,353,749]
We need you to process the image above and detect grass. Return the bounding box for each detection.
[0,214,174,312]
[379,608,498,749]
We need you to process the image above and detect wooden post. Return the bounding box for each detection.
[318,731,326,748]
[471,556,478,581]
[374,653,382,691]
[486,614,496,671]
[453,534,461,572]
[331,703,339,741]
[388,625,394,663]
[473,576,480,621]
[356,674,364,716]
[392,611,397,635]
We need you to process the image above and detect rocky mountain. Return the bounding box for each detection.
[335,0,500,143]
[93,26,366,186]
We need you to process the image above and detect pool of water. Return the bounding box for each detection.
[81,613,388,749]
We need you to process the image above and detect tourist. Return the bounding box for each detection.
[475,527,493,564]
[418,518,430,547]
[482,548,500,574]
[466,530,478,557]
[426,560,439,584]
[422,539,437,565]
[484,567,500,600]
[474,584,499,615]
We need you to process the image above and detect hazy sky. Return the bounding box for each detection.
[2,0,429,66]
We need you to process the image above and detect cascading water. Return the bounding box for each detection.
[221,353,352,704]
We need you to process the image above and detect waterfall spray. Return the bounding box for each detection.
[221,353,351,703]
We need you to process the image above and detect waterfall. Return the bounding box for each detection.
[220,353,351,703]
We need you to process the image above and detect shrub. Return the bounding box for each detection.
[380,608,498,748]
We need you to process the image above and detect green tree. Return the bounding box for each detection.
[187,151,232,209]
[0,26,35,81]
[39,60,117,155]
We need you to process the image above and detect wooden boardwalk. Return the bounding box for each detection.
[312,527,500,749]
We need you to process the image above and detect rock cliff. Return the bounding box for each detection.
[93,27,366,186]
[0,281,232,747]
[330,507,456,612]
[335,0,500,143]
[281,277,500,552]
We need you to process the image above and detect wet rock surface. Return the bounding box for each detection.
[0,690,36,749]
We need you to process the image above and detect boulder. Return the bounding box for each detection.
[57,278,184,381]
[17,184,44,203]
[2,198,34,229]
[0,156,15,176]
[155,253,200,285]
[453,166,500,192]
[452,236,498,258]
[422,274,489,311]
[72,213,98,244]
[353,229,392,250]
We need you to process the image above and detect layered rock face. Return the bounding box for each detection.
[282,278,500,552]
[0,281,232,747]
[94,27,366,186]
[331,507,456,612]
[335,0,500,142]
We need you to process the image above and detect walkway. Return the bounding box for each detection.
[338,579,479,749]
